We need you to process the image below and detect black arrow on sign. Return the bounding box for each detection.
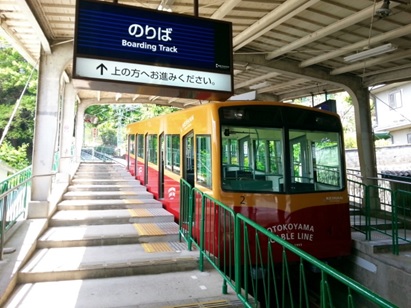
[96,63,108,75]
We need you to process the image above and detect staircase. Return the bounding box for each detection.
[4,162,241,307]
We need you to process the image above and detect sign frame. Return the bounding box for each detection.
[72,0,233,101]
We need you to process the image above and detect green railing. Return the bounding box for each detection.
[179,178,194,250]
[236,214,396,308]
[179,180,397,307]
[347,178,411,255]
[0,166,32,260]
[81,148,115,162]
[347,179,367,234]
[395,189,411,250]
[179,178,236,293]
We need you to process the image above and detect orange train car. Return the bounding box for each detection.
[125,101,351,260]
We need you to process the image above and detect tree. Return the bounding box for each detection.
[0,141,30,169]
[0,37,37,161]
[84,103,180,150]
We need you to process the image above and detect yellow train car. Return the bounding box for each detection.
[126,101,351,260]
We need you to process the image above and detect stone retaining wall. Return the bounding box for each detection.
[345,145,411,172]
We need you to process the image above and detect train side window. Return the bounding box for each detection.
[165,134,180,174]
[129,134,135,155]
[137,134,144,159]
[196,135,212,188]
[147,134,158,164]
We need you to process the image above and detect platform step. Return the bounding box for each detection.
[351,215,404,231]
[9,270,244,308]
[63,190,154,200]
[50,208,175,226]
[57,198,163,210]
[4,161,244,308]
[71,178,140,185]
[73,172,134,179]
[37,222,180,248]
[19,242,198,283]
[67,184,146,191]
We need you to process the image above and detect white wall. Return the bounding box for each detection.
[373,83,411,145]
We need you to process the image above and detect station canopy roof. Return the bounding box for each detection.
[1,0,411,108]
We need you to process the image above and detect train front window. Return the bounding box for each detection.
[289,130,343,192]
[221,126,284,192]
[221,126,343,193]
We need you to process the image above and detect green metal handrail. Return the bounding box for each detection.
[235,214,396,307]
[81,148,117,162]
[0,166,32,260]
[179,180,397,307]
[348,178,411,255]
[366,184,399,254]
[392,189,411,255]
[179,178,193,250]
[0,166,32,194]
[179,179,237,294]
[347,179,367,234]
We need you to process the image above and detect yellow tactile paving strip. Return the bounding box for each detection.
[133,223,165,236]
[141,242,174,253]
[162,300,232,308]
[124,199,145,204]
[128,208,153,217]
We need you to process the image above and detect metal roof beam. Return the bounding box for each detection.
[234,72,280,89]
[266,1,398,60]
[300,17,411,68]
[234,53,362,93]
[0,18,37,65]
[363,66,411,87]
[233,0,319,51]
[331,49,411,75]
[211,0,241,19]
[15,0,51,54]
[257,78,308,94]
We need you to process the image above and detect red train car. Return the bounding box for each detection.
[126,101,351,261]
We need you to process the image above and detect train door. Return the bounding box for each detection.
[136,134,144,182]
[127,134,136,176]
[159,133,165,199]
[183,131,194,186]
[133,134,137,178]
[126,134,131,170]
[239,136,251,171]
[289,133,314,191]
[144,133,148,185]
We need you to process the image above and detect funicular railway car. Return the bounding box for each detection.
[125,101,352,262]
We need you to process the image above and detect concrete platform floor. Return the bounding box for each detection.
[0,219,242,307]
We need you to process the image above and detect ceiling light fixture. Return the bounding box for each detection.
[343,43,397,63]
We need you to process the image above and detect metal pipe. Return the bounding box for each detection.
[194,0,198,17]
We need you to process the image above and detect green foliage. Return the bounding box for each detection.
[138,104,180,120]
[97,122,117,147]
[0,141,30,170]
[84,103,180,148]
[0,37,37,160]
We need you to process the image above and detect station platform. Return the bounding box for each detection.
[0,162,242,307]
[1,161,410,307]
[0,218,241,307]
